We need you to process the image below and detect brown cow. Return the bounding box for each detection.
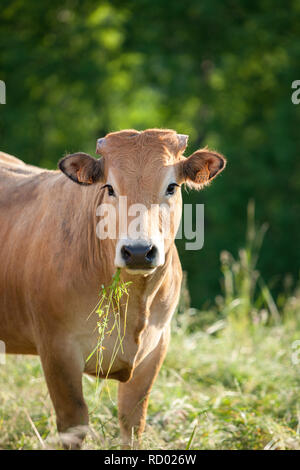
[0,129,226,449]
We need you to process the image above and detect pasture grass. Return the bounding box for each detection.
[1,290,299,450]
[0,203,300,449]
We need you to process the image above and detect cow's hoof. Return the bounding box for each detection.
[59,425,89,450]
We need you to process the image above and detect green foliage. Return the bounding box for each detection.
[0,1,299,306]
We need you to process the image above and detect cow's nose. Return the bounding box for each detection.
[121,243,157,269]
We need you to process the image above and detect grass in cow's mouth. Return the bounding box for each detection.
[86,268,131,386]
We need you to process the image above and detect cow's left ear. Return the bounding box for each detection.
[180,148,226,189]
[58,152,103,185]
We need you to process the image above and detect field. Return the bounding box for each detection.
[1,0,299,452]
[1,211,300,450]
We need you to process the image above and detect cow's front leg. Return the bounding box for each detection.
[39,336,89,449]
[118,327,170,449]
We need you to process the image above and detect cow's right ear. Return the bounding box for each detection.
[58,153,103,185]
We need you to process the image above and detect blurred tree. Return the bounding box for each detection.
[0,0,299,306]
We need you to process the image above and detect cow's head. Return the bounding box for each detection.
[59,129,226,275]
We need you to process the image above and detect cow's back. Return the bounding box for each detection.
[0,151,26,167]
[0,151,44,177]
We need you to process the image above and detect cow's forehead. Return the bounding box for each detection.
[101,128,184,166]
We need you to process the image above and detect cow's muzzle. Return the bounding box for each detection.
[120,243,158,270]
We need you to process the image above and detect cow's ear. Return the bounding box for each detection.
[181,148,226,189]
[58,153,103,185]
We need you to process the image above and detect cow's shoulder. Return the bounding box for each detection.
[0,161,58,212]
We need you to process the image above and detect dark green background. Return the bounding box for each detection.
[0,0,299,307]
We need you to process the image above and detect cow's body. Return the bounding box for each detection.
[0,153,180,365]
[0,130,225,449]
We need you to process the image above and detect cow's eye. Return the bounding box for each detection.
[102,184,115,196]
[166,183,179,196]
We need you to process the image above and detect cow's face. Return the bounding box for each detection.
[59,129,226,275]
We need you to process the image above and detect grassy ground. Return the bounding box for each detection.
[1,206,300,450]
[1,292,300,450]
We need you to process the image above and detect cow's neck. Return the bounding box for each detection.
[118,244,175,343]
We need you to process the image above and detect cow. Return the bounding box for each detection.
[0,129,226,449]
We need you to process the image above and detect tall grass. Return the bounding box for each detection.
[219,200,280,328]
